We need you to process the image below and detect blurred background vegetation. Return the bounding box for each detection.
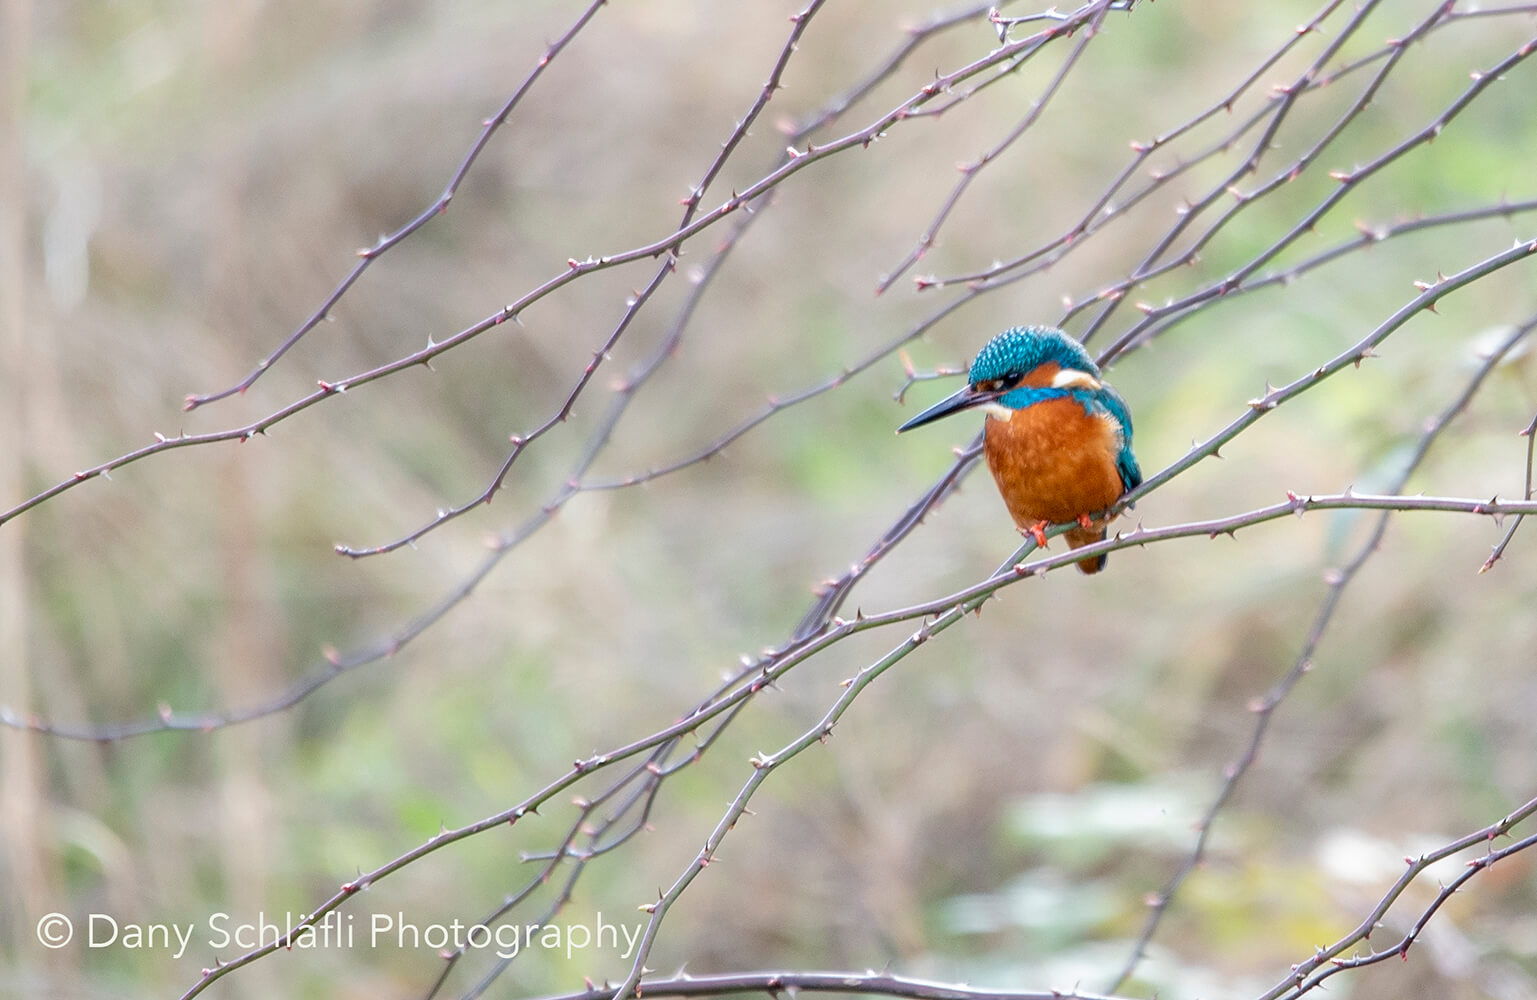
[3,1,1537,998]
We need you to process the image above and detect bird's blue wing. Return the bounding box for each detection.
[1092,385,1141,492]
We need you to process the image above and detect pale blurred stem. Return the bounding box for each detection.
[1481,409,1537,572]
[0,0,54,953]
[1104,311,1537,994]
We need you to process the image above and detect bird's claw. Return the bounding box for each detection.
[1076,513,1096,531]
[1027,521,1050,548]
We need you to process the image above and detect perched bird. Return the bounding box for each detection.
[898,326,1141,573]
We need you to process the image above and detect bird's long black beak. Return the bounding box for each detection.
[897,383,998,433]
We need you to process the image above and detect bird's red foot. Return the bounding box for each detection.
[1026,520,1050,548]
[1077,513,1096,531]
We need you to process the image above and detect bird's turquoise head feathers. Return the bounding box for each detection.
[968,326,1101,387]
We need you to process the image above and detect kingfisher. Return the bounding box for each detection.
[898,326,1141,574]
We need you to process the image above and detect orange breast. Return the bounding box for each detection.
[982,396,1125,530]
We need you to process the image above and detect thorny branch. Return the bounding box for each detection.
[172,480,1537,1000]
[184,0,616,409]
[1103,310,1537,993]
[0,0,1112,529]
[7,2,1537,999]
[876,0,1122,293]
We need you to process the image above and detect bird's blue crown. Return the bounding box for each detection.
[968,326,1101,385]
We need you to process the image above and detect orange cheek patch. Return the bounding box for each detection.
[1019,362,1062,389]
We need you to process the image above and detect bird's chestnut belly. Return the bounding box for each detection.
[982,397,1125,528]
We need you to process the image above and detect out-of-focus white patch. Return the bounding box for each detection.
[1316,827,1462,886]
[982,402,1015,422]
[1009,778,1210,852]
[44,158,102,311]
[1469,324,1530,366]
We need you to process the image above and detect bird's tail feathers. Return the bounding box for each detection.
[1066,525,1107,575]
